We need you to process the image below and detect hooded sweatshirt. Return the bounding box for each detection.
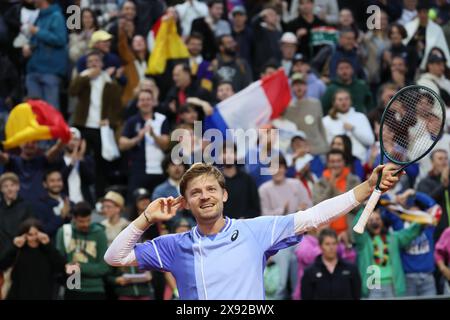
[56,222,109,293]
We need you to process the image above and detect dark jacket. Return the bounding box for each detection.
[160,83,212,126]
[59,155,95,206]
[190,17,218,61]
[212,55,253,92]
[69,73,123,130]
[134,0,165,36]
[0,243,66,300]
[0,196,34,261]
[223,168,261,219]
[250,15,282,77]
[34,194,72,239]
[301,255,361,300]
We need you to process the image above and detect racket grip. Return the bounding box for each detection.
[353,188,382,234]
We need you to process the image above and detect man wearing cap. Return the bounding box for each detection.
[231,5,252,64]
[417,53,450,105]
[291,53,326,99]
[280,32,298,75]
[284,73,328,156]
[101,191,129,246]
[22,0,67,110]
[76,30,122,77]
[59,128,95,206]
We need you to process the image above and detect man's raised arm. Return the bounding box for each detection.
[104,197,182,267]
[294,164,402,234]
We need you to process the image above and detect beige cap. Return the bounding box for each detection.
[89,30,112,48]
[102,191,125,208]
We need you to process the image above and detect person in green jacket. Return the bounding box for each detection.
[321,59,374,115]
[353,207,422,299]
[56,201,110,300]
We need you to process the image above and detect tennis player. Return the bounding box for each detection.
[105,162,402,299]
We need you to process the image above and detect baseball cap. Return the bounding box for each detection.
[231,5,246,16]
[70,127,81,140]
[89,30,112,48]
[427,54,446,64]
[133,188,151,201]
[293,53,307,64]
[291,72,306,84]
[102,191,125,208]
[280,32,298,45]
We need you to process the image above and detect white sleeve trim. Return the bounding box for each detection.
[151,240,164,269]
[294,189,360,234]
[271,216,279,246]
[104,223,143,267]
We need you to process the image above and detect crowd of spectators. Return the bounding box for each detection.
[1,0,450,300]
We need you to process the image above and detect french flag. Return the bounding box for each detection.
[204,69,292,136]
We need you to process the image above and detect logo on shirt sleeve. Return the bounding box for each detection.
[231,230,239,242]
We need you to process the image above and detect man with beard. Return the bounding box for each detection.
[352,208,423,299]
[212,34,252,92]
[34,169,72,239]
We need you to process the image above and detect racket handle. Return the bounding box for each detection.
[353,188,382,234]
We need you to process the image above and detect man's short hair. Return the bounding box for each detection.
[180,163,226,197]
[137,89,154,100]
[0,172,20,187]
[318,228,338,245]
[72,201,92,218]
[338,27,357,39]
[208,0,223,8]
[336,57,353,68]
[86,49,103,60]
[430,148,448,160]
[326,148,346,160]
[186,33,204,43]
[174,62,192,75]
[43,169,62,182]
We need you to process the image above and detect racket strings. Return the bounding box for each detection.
[382,88,443,163]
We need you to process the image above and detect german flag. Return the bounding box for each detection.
[3,100,71,149]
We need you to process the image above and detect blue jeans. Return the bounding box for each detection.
[367,283,395,299]
[405,273,436,297]
[25,73,61,109]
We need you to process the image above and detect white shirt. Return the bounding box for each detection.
[84,72,111,129]
[322,107,375,161]
[145,112,167,174]
[63,155,84,204]
[175,0,208,37]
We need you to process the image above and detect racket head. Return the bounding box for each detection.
[379,85,446,166]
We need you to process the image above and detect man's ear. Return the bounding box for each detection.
[181,196,190,210]
[222,189,228,203]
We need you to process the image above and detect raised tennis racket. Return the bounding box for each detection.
[353,85,446,234]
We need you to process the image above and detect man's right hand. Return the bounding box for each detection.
[143,196,183,224]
